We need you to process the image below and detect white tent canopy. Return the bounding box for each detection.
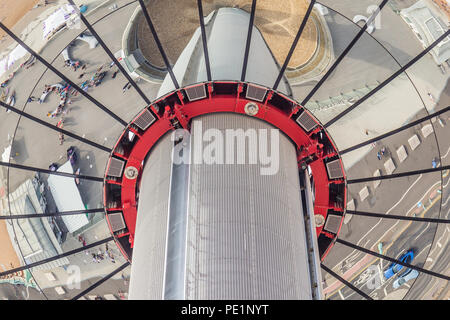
[42,4,78,40]
[0,44,28,78]
[47,161,89,233]
[2,145,11,163]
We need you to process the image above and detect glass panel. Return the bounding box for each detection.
[336,173,441,299]
[321,242,372,300]
[300,10,400,116]
[0,279,47,300]
[8,117,111,181]
[405,43,450,113]
[326,71,426,151]
[136,0,202,89]
[83,0,138,26]
[46,12,147,124]
[74,0,161,105]
[317,0,384,27]
[1,0,448,300]
[403,166,449,299]
[72,264,131,300]
[290,5,361,103]
[29,239,127,300]
[250,0,314,94]
[5,165,116,301]
[341,113,440,179]
[0,28,44,285]
[363,0,448,67]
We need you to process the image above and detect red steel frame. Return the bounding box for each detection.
[103,81,347,262]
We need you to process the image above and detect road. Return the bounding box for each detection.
[321,80,450,300]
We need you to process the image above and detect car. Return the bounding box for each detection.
[383,250,414,279]
[393,269,419,289]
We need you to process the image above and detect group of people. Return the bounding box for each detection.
[78,234,87,247]
[90,66,108,87]
[64,59,82,72]
[85,243,116,264]
[22,53,123,144]
[45,84,72,116]
[376,146,387,160]
[0,75,13,88]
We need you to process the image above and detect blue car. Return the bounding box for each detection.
[383,250,414,279]
[393,269,419,289]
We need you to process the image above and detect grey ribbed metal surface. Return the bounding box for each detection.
[133,109,156,131]
[128,132,173,300]
[108,212,126,232]
[296,111,318,133]
[185,85,207,101]
[323,214,342,234]
[325,159,344,179]
[246,84,267,102]
[185,113,312,299]
[106,157,125,178]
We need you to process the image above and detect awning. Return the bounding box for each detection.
[47,161,89,233]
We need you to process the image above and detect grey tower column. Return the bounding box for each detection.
[185,114,311,299]
[129,114,312,299]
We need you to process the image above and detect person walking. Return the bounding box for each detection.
[122,82,130,93]
[59,132,65,145]
[432,158,437,168]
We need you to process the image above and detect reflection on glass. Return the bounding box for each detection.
[326,72,425,151]
[0,0,449,300]
[290,5,361,104]
[29,240,127,300]
[321,242,371,300]
[83,0,138,25]
[341,116,440,179]
[301,25,400,115]
[339,173,442,299]
[69,0,160,106]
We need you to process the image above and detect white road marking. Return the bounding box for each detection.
[383,287,388,296]
[329,175,444,297]
[428,224,449,258]
[442,146,450,159]
[443,177,450,189]
[442,196,450,207]
[416,243,432,259]
[414,222,431,242]
[338,289,344,300]
[377,264,384,286]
